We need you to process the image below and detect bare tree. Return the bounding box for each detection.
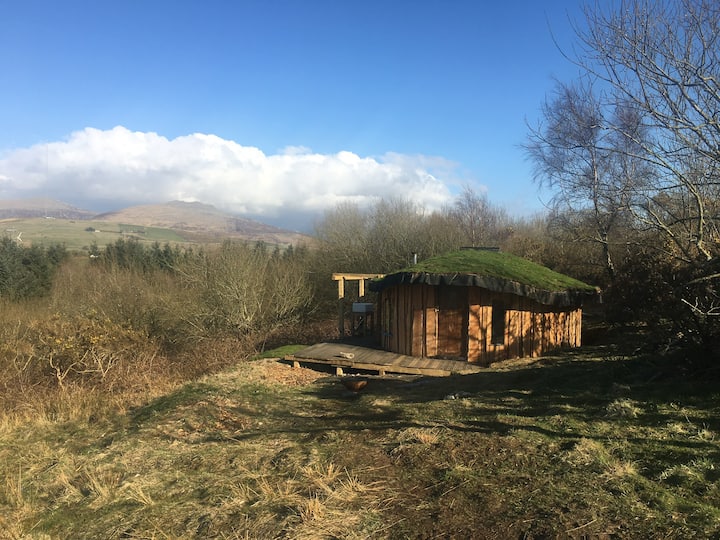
[574,0,720,266]
[182,241,314,340]
[366,197,427,270]
[421,210,464,256]
[314,202,371,272]
[525,80,645,282]
[314,196,475,275]
[449,185,509,247]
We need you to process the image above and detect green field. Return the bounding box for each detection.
[0,218,189,251]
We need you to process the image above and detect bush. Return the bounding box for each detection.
[52,241,317,351]
[0,309,170,417]
[604,244,720,360]
[0,239,320,419]
[50,256,202,351]
[180,241,315,343]
[22,312,155,389]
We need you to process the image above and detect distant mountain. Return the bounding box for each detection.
[93,201,310,245]
[0,198,95,220]
[0,198,311,246]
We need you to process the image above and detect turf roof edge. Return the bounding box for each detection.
[368,271,598,307]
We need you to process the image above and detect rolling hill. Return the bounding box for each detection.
[0,198,95,220]
[0,199,311,249]
[94,201,309,245]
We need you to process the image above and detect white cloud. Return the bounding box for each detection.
[0,126,461,229]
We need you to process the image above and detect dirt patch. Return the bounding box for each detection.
[249,358,327,386]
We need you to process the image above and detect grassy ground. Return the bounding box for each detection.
[1,343,719,539]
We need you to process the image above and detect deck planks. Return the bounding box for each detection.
[285,342,483,377]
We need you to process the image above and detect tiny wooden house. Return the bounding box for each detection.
[369,249,598,366]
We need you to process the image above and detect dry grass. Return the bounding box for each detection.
[0,356,396,538]
[396,426,443,445]
[605,397,643,418]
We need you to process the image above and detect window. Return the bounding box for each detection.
[491,301,506,345]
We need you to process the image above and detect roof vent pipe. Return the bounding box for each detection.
[412,252,418,265]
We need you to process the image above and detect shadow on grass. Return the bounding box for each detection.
[274,347,720,453]
[124,345,720,475]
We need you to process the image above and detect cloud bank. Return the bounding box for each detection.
[0,126,459,230]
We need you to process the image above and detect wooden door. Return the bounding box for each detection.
[436,285,468,359]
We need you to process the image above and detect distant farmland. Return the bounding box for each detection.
[0,218,188,251]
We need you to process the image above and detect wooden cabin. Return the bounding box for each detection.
[368,249,598,366]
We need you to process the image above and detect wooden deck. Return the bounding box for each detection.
[285,342,484,377]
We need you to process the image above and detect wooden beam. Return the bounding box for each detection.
[331,273,385,299]
[331,273,385,281]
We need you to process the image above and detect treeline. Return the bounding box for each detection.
[91,238,201,273]
[3,179,717,360]
[0,237,67,300]
[308,192,615,311]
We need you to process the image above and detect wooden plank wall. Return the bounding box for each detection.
[379,285,582,366]
[467,288,484,362]
[380,284,435,357]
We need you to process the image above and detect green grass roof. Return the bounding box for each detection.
[377,249,596,293]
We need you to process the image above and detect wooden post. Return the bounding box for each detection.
[337,277,345,338]
[338,298,345,338]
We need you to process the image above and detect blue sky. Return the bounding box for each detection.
[0,0,587,231]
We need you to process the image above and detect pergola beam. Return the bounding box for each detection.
[331,273,385,336]
[331,273,385,299]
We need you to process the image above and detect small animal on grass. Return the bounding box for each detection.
[341,377,368,393]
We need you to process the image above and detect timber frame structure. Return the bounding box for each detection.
[331,273,385,337]
[368,249,598,366]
